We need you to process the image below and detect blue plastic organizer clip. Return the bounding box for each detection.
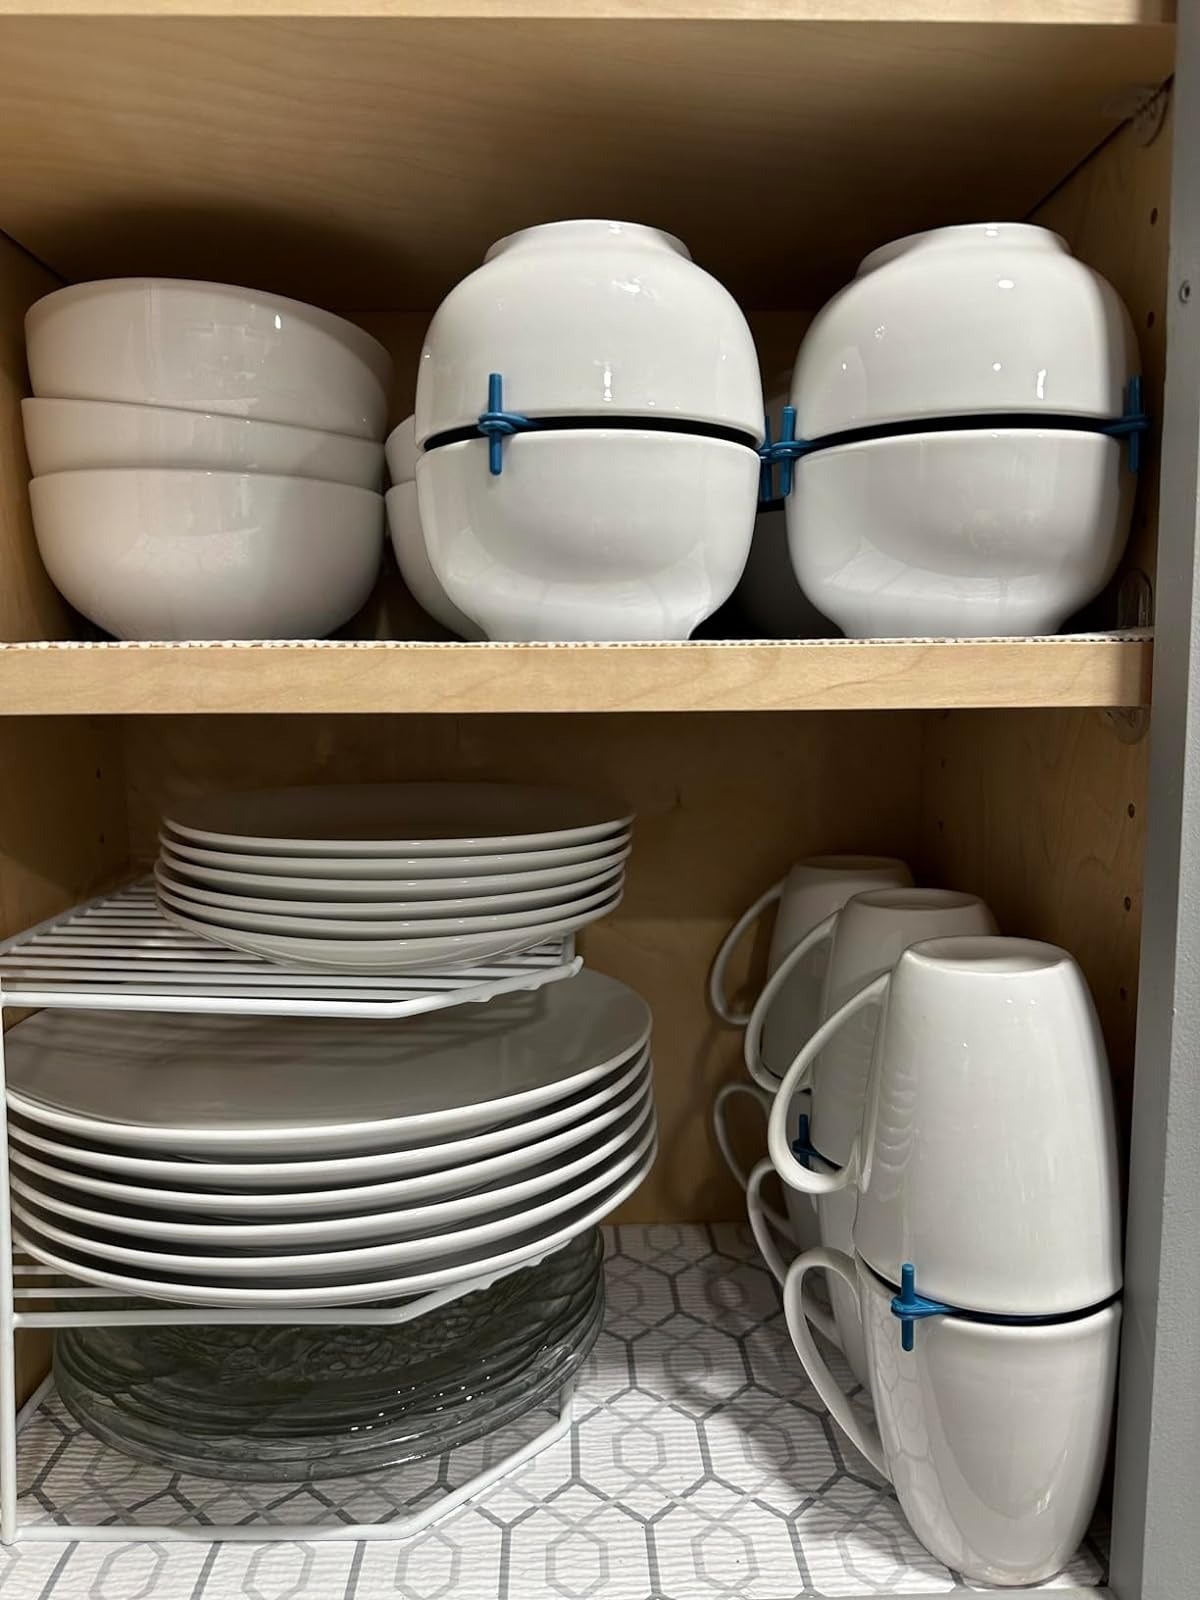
[890,1263,953,1353]
[476,373,538,476]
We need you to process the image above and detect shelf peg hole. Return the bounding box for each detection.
[1124,896,1133,911]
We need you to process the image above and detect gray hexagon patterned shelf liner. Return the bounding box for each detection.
[2,1224,1107,1600]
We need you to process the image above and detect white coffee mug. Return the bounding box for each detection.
[750,888,995,1378]
[709,855,912,1066]
[784,1246,1120,1588]
[745,1157,840,1353]
[768,936,1122,1316]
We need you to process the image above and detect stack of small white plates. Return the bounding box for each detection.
[153,782,633,972]
[7,971,655,1308]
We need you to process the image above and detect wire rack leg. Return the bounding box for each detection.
[14,1379,576,1545]
[0,1011,18,1545]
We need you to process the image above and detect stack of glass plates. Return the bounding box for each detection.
[153,782,633,972]
[56,1230,603,1481]
[7,971,655,1307]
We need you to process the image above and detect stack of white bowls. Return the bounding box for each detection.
[414,219,764,641]
[154,781,633,973]
[784,223,1140,637]
[762,933,1122,1587]
[384,416,482,639]
[6,970,655,1309]
[23,278,392,640]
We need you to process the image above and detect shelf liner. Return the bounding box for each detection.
[1,1224,1107,1598]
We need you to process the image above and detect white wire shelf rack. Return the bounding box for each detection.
[0,878,590,1545]
[0,880,582,1018]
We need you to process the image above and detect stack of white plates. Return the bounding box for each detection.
[7,971,655,1308]
[153,782,633,972]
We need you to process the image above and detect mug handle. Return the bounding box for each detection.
[765,971,891,1195]
[747,1158,841,1348]
[743,911,839,1091]
[712,1083,796,1239]
[783,1246,889,1477]
[708,879,784,1025]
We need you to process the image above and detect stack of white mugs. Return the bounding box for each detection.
[710,859,1122,1588]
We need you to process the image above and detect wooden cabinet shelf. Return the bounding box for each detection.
[0,634,1152,715]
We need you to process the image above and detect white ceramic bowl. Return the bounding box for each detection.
[385,484,483,640]
[417,430,759,641]
[792,224,1139,437]
[22,398,383,488]
[416,220,763,443]
[385,416,419,484]
[26,279,393,440]
[31,469,383,641]
[786,428,1133,638]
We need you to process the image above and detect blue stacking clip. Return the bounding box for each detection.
[777,405,799,498]
[790,1112,821,1171]
[890,1263,952,1352]
[1102,376,1150,474]
[476,373,538,476]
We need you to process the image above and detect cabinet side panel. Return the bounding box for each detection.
[919,708,1145,1119]
[1032,94,1172,606]
[121,709,923,1222]
[0,231,73,643]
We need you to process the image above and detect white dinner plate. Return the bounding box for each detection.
[159,831,633,881]
[158,888,623,972]
[6,1054,653,1218]
[4,972,650,1155]
[158,840,632,903]
[154,859,623,923]
[12,1089,655,1248]
[4,1048,648,1192]
[13,1138,656,1308]
[165,783,632,857]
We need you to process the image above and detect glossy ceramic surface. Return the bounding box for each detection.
[12,1093,655,1251]
[30,469,383,642]
[13,1139,656,1308]
[26,278,392,439]
[385,415,420,484]
[159,887,623,971]
[157,838,631,900]
[385,483,484,639]
[787,429,1134,639]
[165,783,631,856]
[22,398,384,487]
[417,430,760,642]
[5,1048,649,1191]
[4,971,651,1154]
[785,1247,1120,1587]
[769,937,1122,1315]
[160,828,632,880]
[7,1053,651,1216]
[416,220,763,441]
[791,223,1139,436]
[712,1082,820,1261]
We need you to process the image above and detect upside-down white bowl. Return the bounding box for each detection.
[787,429,1133,639]
[26,280,393,440]
[385,484,483,640]
[792,224,1139,438]
[31,469,384,641]
[417,430,760,641]
[22,399,383,488]
[416,220,764,443]
[385,416,420,485]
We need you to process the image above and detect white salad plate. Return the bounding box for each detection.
[4,973,651,1156]
[158,889,623,971]
[164,783,631,857]
[12,1133,658,1305]
[10,1089,656,1248]
[157,840,632,901]
[154,859,622,923]
[4,1048,649,1192]
[6,1052,652,1216]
